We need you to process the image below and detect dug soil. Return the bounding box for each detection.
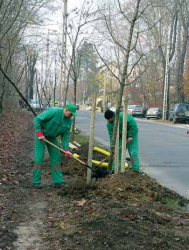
[1,110,189,250]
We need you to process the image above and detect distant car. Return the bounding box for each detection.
[50,99,58,104]
[127,105,140,115]
[76,104,79,110]
[127,105,147,118]
[109,105,123,112]
[146,107,162,119]
[169,103,189,123]
[49,100,58,107]
[28,100,43,111]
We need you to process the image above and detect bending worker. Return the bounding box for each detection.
[32,104,77,188]
[104,109,140,172]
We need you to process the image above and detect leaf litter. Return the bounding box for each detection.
[0,111,189,250]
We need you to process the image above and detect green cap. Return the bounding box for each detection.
[66,103,77,117]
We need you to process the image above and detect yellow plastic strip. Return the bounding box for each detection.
[92,160,128,169]
[73,153,79,158]
[73,152,128,168]
[93,147,110,156]
[92,160,108,167]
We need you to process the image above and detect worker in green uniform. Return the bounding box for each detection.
[104,109,140,172]
[33,104,77,188]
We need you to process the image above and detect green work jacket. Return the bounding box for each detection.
[34,107,72,150]
[107,112,138,145]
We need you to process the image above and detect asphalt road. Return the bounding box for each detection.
[76,110,189,199]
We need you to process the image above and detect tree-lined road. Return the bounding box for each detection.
[76,110,189,199]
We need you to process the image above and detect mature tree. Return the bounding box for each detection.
[0,0,55,112]
[78,42,98,106]
[93,0,152,169]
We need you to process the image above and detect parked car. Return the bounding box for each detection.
[49,99,58,107]
[28,100,43,111]
[76,104,79,110]
[109,105,123,112]
[169,103,189,123]
[127,105,147,118]
[146,107,162,119]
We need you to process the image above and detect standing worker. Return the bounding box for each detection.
[104,109,140,172]
[33,104,77,188]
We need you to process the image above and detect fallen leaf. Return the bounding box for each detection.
[155,212,161,216]
[60,223,65,229]
[131,203,139,207]
[2,176,7,182]
[89,206,93,212]
[77,198,86,206]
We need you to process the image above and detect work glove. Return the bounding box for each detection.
[65,150,72,158]
[36,131,45,141]
[128,137,133,143]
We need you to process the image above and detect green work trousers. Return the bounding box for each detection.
[113,132,140,172]
[33,136,63,184]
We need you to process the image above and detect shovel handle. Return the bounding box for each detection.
[96,145,122,167]
[44,139,88,167]
[44,139,66,154]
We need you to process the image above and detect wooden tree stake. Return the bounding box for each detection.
[114,95,120,174]
[87,91,96,183]
[121,92,128,173]
[114,120,119,174]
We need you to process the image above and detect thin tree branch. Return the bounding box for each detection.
[126,65,149,86]
[0,64,37,116]
[94,44,122,85]
[117,0,132,24]
[125,53,144,80]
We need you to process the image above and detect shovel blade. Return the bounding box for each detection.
[92,167,109,179]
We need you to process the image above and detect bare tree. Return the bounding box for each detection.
[93,0,153,169]
[59,0,98,141]
[175,0,189,102]
[0,0,55,112]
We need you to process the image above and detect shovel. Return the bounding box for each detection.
[95,145,123,168]
[44,139,109,178]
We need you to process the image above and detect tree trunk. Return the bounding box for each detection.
[175,15,188,103]
[70,79,77,142]
[108,0,141,170]
[179,28,188,102]
[63,69,71,106]
[121,93,128,173]
[87,91,96,183]
[175,8,189,103]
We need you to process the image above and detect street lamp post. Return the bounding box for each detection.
[103,73,106,112]
[59,0,68,107]
[163,38,170,120]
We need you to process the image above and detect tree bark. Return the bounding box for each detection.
[108,0,141,170]
[70,79,77,142]
[87,91,96,183]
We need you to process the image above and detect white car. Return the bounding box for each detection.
[109,106,123,112]
[127,105,140,115]
[109,106,116,112]
[28,100,43,111]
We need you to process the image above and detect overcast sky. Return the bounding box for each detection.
[43,0,85,33]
